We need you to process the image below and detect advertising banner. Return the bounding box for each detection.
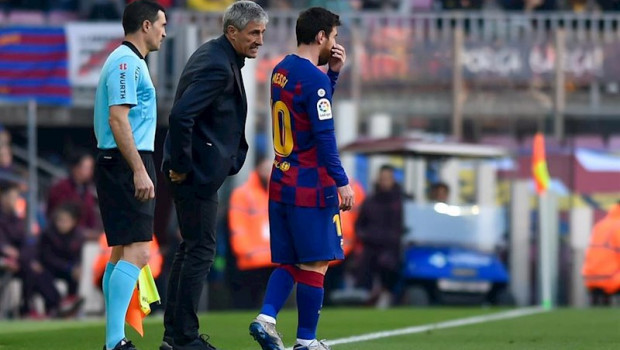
[66,22,124,88]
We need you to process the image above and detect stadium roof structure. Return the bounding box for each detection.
[341,135,509,159]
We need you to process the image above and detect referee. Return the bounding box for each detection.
[93,1,166,350]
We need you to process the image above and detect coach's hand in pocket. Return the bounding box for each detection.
[169,170,187,184]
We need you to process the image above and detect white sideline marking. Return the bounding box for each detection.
[286,307,548,349]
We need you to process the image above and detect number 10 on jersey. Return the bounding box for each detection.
[272,100,294,157]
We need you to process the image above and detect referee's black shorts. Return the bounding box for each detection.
[95,149,156,247]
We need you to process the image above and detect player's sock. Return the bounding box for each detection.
[102,262,116,308]
[259,265,296,319]
[106,260,140,350]
[295,269,325,341]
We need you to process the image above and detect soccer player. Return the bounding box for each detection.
[93,1,166,349]
[249,7,354,350]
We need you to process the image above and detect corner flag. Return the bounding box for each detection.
[532,132,550,195]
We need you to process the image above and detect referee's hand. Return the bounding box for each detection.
[338,184,355,212]
[134,169,155,202]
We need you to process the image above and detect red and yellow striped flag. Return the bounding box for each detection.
[532,132,551,194]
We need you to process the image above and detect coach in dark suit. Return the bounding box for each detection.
[160,2,268,350]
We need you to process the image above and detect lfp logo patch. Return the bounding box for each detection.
[317,98,332,120]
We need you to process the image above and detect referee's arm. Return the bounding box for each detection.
[109,105,155,202]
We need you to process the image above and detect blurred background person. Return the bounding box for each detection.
[38,202,86,315]
[324,179,366,305]
[227,158,275,309]
[582,201,620,306]
[354,165,405,308]
[46,150,99,240]
[0,181,61,318]
[428,182,449,203]
[0,127,17,181]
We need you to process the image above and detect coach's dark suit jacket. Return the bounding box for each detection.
[162,35,248,198]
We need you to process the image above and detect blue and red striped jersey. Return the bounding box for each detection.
[269,54,349,208]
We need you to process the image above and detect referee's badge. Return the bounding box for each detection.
[317,98,332,120]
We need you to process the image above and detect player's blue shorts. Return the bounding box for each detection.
[269,200,344,264]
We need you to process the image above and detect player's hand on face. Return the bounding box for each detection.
[337,184,354,212]
[169,170,187,184]
[134,169,155,202]
[328,43,346,73]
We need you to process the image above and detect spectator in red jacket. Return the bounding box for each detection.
[47,150,99,239]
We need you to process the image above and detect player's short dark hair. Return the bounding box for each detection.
[296,7,341,46]
[122,0,166,36]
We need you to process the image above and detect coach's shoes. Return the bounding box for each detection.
[249,318,285,350]
[293,340,331,350]
[173,334,219,350]
[159,336,174,350]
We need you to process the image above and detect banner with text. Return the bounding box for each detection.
[66,22,124,88]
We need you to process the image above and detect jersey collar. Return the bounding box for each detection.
[122,41,145,60]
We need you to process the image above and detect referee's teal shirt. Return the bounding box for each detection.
[94,42,156,151]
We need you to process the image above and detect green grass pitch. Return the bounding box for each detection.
[0,307,618,349]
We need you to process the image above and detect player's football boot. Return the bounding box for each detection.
[249,318,285,350]
[292,340,331,350]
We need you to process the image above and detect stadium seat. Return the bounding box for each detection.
[520,135,562,152]
[574,135,605,150]
[47,10,79,25]
[607,135,620,152]
[0,278,21,319]
[7,10,46,25]
[479,135,519,150]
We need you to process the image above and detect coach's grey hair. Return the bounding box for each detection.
[222,1,268,33]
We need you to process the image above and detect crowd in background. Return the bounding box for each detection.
[0,125,95,319]
[1,0,620,22]
[0,122,420,319]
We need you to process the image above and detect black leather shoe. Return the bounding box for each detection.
[159,336,174,350]
[174,334,219,350]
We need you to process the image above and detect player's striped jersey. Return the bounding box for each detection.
[269,54,348,208]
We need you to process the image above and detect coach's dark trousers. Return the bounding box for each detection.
[163,190,218,346]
